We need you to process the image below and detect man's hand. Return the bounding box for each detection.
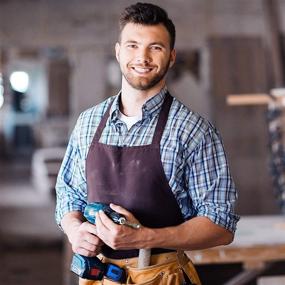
[70,221,104,257]
[95,203,145,250]
[61,211,104,257]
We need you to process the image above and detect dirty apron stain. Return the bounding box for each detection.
[82,93,201,285]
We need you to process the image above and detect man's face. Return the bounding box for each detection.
[115,23,176,91]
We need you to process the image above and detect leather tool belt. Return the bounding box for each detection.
[79,251,202,285]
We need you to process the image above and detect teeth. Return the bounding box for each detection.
[132,67,152,73]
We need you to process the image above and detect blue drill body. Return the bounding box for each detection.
[70,203,126,282]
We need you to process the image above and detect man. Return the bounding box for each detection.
[56,2,239,284]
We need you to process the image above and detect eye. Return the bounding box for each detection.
[126,44,138,49]
[150,45,163,51]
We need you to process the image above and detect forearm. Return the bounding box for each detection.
[95,204,234,251]
[141,216,234,251]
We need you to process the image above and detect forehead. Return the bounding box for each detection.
[120,23,171,45]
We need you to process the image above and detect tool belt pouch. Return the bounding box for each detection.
[79,251,201,285]
[127,251,201,285]
[126,258,183,285]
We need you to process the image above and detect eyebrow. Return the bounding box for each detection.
[124,40,167,48]
[124,40,138,44]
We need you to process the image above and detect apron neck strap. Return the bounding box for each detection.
[152,92,173,146]
[93,92,173,144]
[93,101,113,142]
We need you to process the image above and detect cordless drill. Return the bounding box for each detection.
[70,203,129,282]
[70,203,141,281]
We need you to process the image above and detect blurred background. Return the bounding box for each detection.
[0,0,285,284]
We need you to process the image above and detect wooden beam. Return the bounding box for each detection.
[227,94,270,106]
[227,89,285,106]
[258,276,285,285]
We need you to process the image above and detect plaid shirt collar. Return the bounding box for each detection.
[110,86,168,123]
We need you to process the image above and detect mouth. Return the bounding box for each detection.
[130,66,155,74]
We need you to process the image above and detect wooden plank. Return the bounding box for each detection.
[188,244,285,265]
[187,216,285,266]
[258,275,285,285]
[48,59,70,116]
[227,94,270,106]
[227,89,285,106]
[208,37,276,215]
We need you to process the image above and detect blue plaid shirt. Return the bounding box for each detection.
[55,88,239,233]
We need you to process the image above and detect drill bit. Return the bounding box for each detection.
[118,217,141,229]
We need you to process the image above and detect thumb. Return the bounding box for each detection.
[109,203,138,222]
[109,203,130,216]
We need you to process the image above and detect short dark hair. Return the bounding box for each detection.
[119,2,176,49]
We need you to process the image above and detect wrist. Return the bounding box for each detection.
[61,211,85,244]
[139,227,164,249]
[66,219,82,243]
[141,226,177,249]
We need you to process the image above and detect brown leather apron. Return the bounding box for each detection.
[83,93,201,285]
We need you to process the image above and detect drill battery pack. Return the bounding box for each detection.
[71,253,125,282]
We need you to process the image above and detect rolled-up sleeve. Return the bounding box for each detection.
[55,115,87,227]
[185,127,239,233]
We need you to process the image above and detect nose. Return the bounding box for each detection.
[135,48,152,64]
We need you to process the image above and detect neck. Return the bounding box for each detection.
[120,79,166,117]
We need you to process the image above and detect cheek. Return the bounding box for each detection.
[159,56,170,68]
[118,52,132,66]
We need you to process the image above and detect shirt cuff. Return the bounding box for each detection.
[196,204,240,233]
[55,202,86,230]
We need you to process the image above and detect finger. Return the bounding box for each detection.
[80,221,97,236]
[109,204,139,223]
[85,223,98,235]
[95,211,111,231]
[81,240,98,252]
[97,210,117,230]
[109,203,132,217]
[72,239,97,256]
[76,247,98,257]
[85,233,101,246]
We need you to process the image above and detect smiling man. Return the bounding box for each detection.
[56,3,239,285]
[117,23,174,91]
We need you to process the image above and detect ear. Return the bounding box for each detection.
[169,49,176,68]
[115,42,120,62]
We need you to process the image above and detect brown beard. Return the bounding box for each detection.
[121,58,171,91]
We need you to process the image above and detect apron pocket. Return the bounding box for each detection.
[126,259,183,285]
[164,270,184,285]
[87,273,162,285]
[126,272,163,285]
